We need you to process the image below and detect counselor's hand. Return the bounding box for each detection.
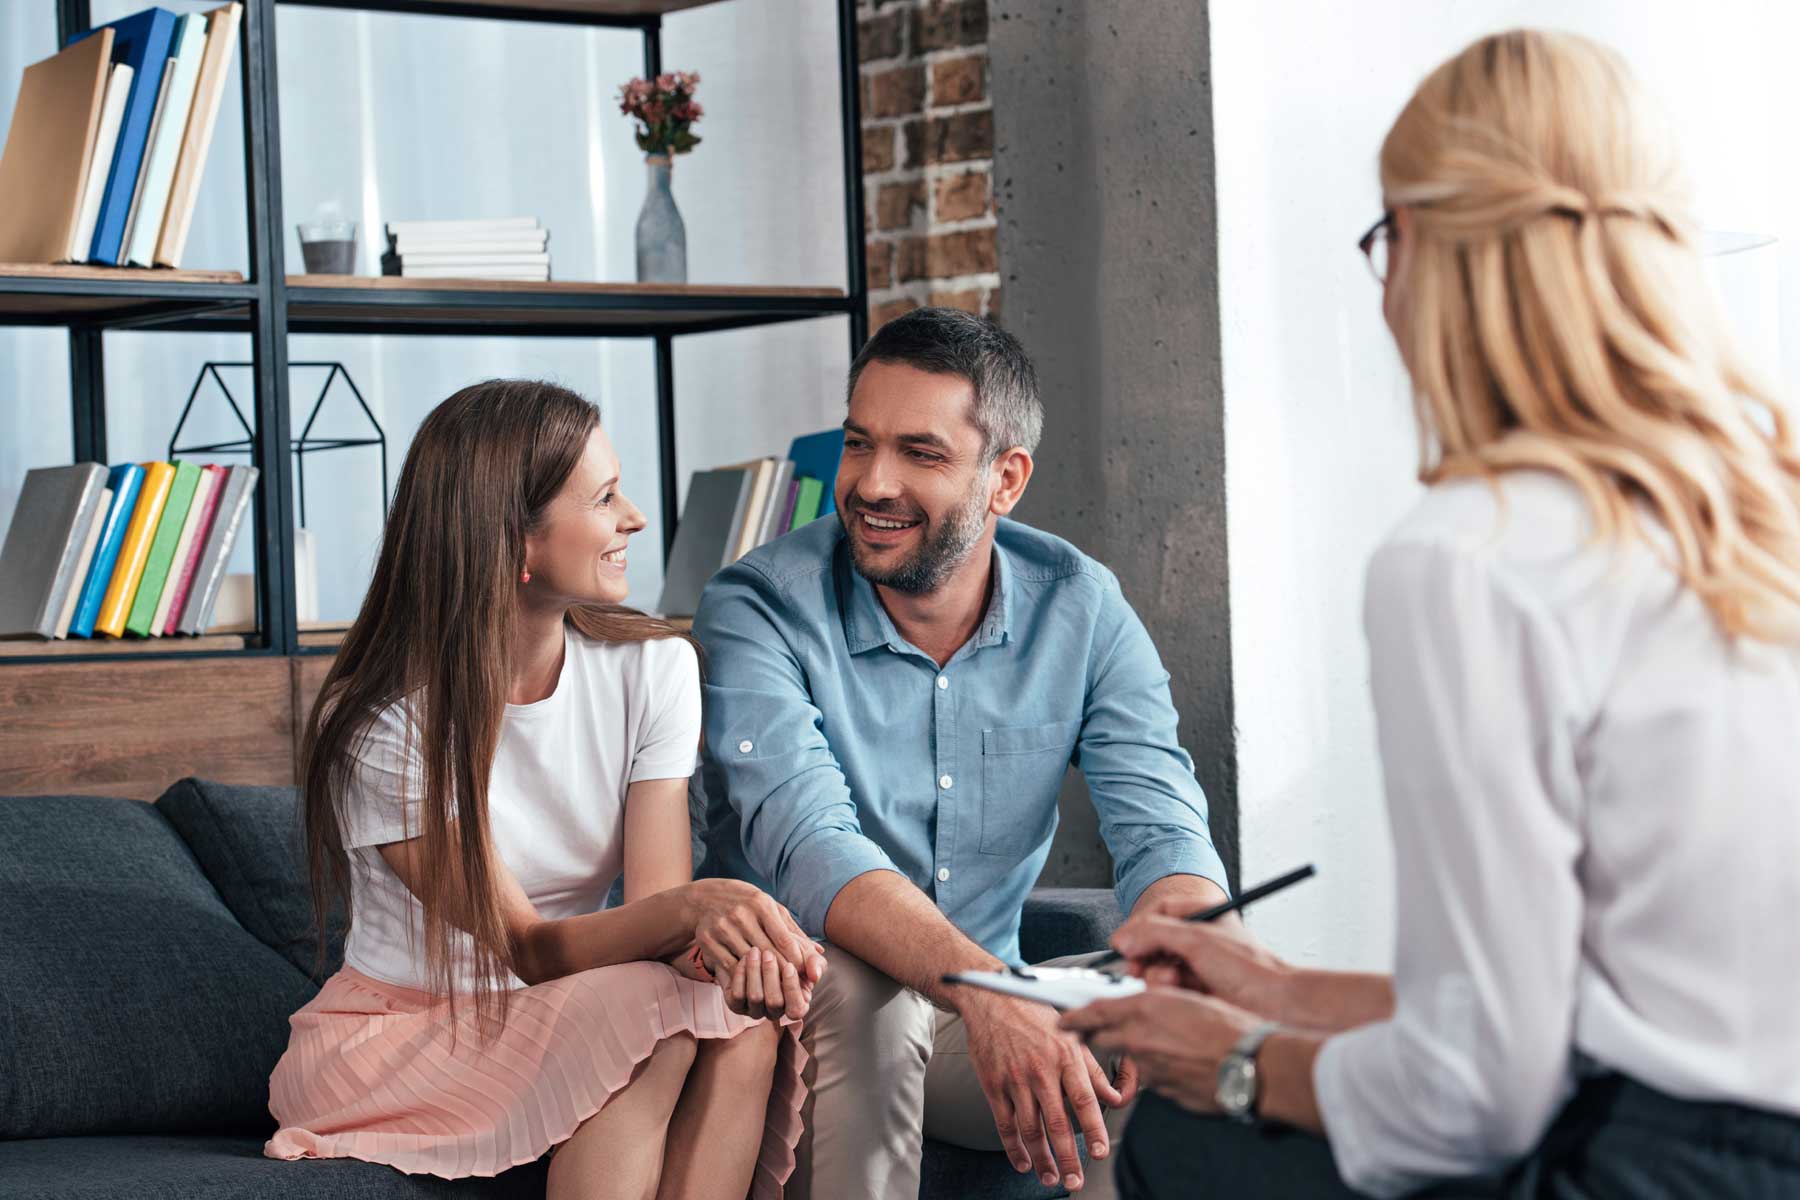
[1061,988,1261,1116]
[1111,913,1292,1013]
[960,991,1134,1192]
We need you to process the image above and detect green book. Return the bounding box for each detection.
[789,476,825,530]
[123,460,200,635]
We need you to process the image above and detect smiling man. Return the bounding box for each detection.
[693,307,1231,1200]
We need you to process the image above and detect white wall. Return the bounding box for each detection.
[2,0,850,622]
[1214,0,1800,969]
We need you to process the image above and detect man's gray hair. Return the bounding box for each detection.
[846,307,1043,462]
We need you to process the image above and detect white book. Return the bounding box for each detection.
[53,487,111,639]
[386,216,540,236]
[117,61,175,266]
[124,14,208,267]
[392,233,548,255]
[401,266,551,280]
[399,250,551,268]
[148,465,216,637]
[69,63,133,263]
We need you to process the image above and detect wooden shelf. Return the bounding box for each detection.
[280,276,854,336]
[0,263,253,327]
[0,633,253,659]
[281,0,724,25]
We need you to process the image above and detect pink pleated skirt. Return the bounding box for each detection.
[265,962,806,1197]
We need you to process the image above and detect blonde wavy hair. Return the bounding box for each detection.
[1381,29,1800,643]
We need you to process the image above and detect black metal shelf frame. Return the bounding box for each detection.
[13,0,868,667]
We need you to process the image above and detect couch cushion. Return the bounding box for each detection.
[922,1138,1069,1200]
[0,1134,547,1200]
[1019,888,1125,965]
[0,795,317,1138]
[155,779,346,981]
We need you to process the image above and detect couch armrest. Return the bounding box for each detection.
[1019,888,1124,965]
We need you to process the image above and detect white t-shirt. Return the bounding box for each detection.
[339,625,702,993]
[1314,470,1800,1197]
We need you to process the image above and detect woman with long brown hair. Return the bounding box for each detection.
[1064,28,1800,1198]
[263,379,825,1199]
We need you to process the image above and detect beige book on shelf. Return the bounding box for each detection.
[154,2,241,269]
[726,457,779,563]
[0,29,115,265]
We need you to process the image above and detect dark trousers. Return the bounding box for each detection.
[1117,1074,1800,1199]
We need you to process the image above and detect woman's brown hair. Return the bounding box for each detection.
[301,379,687,1033]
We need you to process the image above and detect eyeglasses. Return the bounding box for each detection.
[1358,210,1395,283]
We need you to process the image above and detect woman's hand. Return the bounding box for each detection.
[681,879,826,1018]
[1112,913,1293,1014]
[1060,988,1262,1115]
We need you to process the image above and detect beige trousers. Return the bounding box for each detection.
[789,945,1132,1200]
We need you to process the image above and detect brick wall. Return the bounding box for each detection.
[858,0,999,331]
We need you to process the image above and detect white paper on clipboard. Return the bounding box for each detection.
[942,966,1148,1011]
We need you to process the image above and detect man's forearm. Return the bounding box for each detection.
[822,868,1003,1010]
[1132,871,1241,931]
[1271,968,1395,1033]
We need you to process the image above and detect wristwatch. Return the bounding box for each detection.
[1215,1020,1282,1123]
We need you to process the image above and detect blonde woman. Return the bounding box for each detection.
[1063,29,1800,1199]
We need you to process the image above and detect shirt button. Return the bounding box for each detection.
[939,774,953,790]
[937,676,949,690]
[937,867,950,882]
[737,740,754,754]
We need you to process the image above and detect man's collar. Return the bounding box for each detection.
[841,532,1014,657]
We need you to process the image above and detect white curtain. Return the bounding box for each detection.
[2,0,851,621]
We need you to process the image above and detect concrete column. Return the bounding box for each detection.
[988,0,1237,889]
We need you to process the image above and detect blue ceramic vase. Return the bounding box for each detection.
[635,156,687,284]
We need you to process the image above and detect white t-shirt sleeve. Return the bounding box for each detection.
[1314,538,1587,1197]
[340,702,441,848]
[628,636,703,784]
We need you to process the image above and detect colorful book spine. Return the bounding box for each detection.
[95,461,173,637]
[70,463,144,638]
[774,478,802,540]
[177,464,256,636]
[54,487,111,638]
[74,6,179,264]
[790,476,825,530]
[124,459,200,635]
[159,464,224,635]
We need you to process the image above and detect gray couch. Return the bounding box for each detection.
[0,780,1122,1199]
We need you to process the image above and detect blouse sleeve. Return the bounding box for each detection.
[340,702,437,849]
[629,636,703,784]
[1313,538,1588,1197]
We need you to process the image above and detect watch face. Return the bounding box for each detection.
[1217,1056,1257,1116]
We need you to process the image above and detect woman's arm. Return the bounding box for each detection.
[621,776,695,904]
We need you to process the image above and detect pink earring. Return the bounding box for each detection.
[520,569,531,583]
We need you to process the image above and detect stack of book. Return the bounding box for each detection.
[380,218,551,281]
[0,461,258,641]
[658,429,845,617]
[0,4,242,269]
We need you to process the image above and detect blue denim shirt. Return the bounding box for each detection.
[694,516,1228,965]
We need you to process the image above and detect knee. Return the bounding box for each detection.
[709,1019,783,1081]
[808,948,931,1056]
[654,1030,699,1075]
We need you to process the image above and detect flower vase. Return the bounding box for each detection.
[635,156,687,284]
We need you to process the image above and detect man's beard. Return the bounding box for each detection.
[842,476,990,595]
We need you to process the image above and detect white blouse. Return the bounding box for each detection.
[1314,470,1800,1197]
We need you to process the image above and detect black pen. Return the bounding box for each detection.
[1083,864,1316,972]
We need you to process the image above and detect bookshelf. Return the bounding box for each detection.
[2,0,869,669]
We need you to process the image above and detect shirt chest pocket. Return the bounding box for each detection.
[979,720,1081,855]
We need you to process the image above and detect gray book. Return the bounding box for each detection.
[0,463,107,638]
[755,459,796,549]
[177,464,257,635]
[657,467,753,618]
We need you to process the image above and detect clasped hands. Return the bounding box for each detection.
[676,878,826,1021]
[1059,911,1294,1116]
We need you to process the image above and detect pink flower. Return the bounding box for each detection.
[641,100,666,124]
[655,73,676,92]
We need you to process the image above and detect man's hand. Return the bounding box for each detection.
[1061,988,1262,1116]
[959,991,1129,1192]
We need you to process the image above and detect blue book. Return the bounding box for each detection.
[70,8,179,265]
[787,429,846,516]
[70,464,145,638]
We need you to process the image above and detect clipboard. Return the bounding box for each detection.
[941,965,1147,1011]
